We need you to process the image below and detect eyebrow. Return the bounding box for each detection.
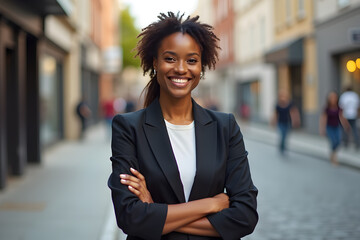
[161,51,200,57]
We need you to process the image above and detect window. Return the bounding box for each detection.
[338,0,350,9]
[286,0,292,25]
[298,0,305,19]
[260,17,265,52]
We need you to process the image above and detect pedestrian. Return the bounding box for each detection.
[319,91,349,165]
[271,89,300,154]
[76,97,91,139]
[101,97,115,140]
[108,12,258,239]
[339,86,360,150]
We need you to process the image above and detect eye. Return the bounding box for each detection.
[164,57,176,62]
[187,58,198,64]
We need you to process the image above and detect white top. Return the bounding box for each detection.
[339,91,360,119]
[165,120,196,202]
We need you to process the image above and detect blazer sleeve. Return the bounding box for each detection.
[207,114,258,240]
[108,114,168,240]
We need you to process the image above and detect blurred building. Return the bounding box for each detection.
[265,0,317,131]
[233,0,276,122]
[0,0,121,189]
[194,0,359,133]
[314,0,360,132]
[100,0,121,103]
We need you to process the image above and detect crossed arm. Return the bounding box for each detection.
[120,167,229,236]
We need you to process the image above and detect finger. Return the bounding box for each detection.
[121,179,141,190]
[128,186,140,196]
[130,168,145,181]
[120,174,141,183]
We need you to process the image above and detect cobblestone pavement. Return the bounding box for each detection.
[243,139,360,240]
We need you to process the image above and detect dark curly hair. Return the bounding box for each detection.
[136,12,220,107]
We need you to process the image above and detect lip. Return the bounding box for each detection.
[168,76,191,88]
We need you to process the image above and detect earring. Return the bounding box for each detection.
[200,72,204,79]
[153,69,157,75]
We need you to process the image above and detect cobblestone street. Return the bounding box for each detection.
[243,138,360,240]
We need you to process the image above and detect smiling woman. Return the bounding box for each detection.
[108,12,258,240]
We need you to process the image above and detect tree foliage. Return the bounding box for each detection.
[120,7,140,68]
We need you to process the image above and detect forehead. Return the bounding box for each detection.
[158,32,201,54]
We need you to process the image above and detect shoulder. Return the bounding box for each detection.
[201,108,238,130]
[204,108,233,120]
[113,108,146,126]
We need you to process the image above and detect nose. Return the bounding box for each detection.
[174,60,187,74]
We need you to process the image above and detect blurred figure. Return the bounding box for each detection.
[113,97,127,114]
[76,97,92,139]
[240,102,250,121]
[102,97,115,139]
[271,90,300,154]
[125,97,136,113]
[319,92,349,165]
[339,86,360,150]
[205,97,219,111]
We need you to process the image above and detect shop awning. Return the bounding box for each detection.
[14,0,73,16]
[265,37,303,64]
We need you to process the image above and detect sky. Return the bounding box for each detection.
[121,0,199,29]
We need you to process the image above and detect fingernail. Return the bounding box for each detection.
[130,168,136,172]
[121,179,126,183]
[128,186,133,189]
[120,174,126,178]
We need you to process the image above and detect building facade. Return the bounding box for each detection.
[0,0,71,189]
[233,0,276,122]
[0,0,120,189]
[99,0,121,103]
[265,0,317,132]
[314,0,360,132]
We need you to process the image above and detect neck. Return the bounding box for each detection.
[159,95,193,125]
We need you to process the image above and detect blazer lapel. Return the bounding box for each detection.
[189,100,217,201]
[143,99,186,203]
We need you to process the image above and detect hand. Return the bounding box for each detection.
[211,193,229,213]
[120,168,154,203]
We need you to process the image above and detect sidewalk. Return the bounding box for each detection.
[0,124,124,240]
[238,120,360,169]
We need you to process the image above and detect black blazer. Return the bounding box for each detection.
[108,99,258,240]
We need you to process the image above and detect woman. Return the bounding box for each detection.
[319,91,349,165]
[108,12,258,240]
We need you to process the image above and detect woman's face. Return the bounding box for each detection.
[328,92,338,105]
[154,32,202,100]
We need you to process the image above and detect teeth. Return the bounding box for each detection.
[171,78,188,83]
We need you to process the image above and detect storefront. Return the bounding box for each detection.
[316,6,360,132]
[0,0,68,189]
[265,37,304,125]
[39,52,64,147]
[0,6,42,189]
[236,80,261,121]
[339,52,360,93]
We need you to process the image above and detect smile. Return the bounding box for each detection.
[170,78,189,83]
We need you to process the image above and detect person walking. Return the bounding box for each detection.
[108,12,258,239]
[271,90,301,154]
[76,97,92,139]
[339,86,360,150]
[320,91,349,165]
[101,97,115,140]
